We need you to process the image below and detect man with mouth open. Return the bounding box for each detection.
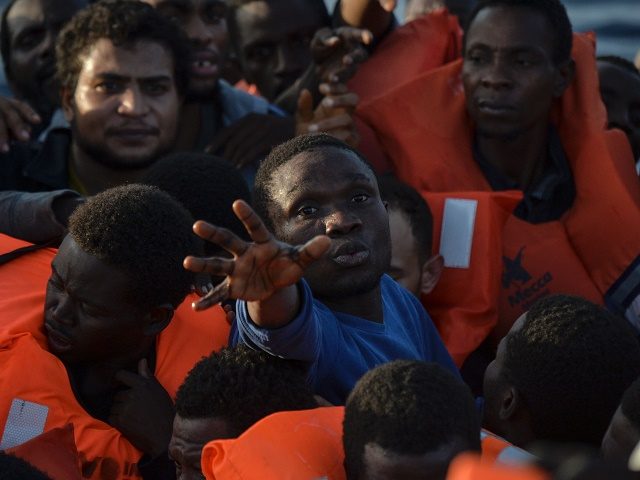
[184,133,458,405]
[0,0,189,243]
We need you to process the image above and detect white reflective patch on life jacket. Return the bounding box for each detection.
[439,198,477,269]
[0,398,48,449]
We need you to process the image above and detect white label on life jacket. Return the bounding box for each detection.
[0,398,49,449]
[439,198,477,269]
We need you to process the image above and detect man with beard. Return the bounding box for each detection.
[184,133,458,405]
[0,0,188,243]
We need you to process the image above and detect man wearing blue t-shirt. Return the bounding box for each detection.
[184,133,458,404]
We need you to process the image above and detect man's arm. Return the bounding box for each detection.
[183,200,330,329]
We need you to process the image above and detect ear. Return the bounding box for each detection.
[553,59,575,98]
[499,386,521,421]
[60,87,75,122]
[420,254,444,296]
[143,304,174,336]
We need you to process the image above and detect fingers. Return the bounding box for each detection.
[296,89,314,123]
[379,0,397,12]
[295,235,331,268]
[233,200,272,244]
[319,92,359,111]
[183,255,235,276]
[223,303,236,325]
[192,280,230,311]
[138,358,152,379]
[192,220,250,257]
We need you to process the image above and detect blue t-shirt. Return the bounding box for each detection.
[232,275,458,404]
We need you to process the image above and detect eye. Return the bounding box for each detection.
[466,51,488,65]
[352,193,369,203]
[297,205,318,217]
[96,81,123,94]
[143,82,170,96]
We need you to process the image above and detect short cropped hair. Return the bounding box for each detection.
[56,0,190,95]
[254,133,374,232]
[343,360,480,479]
[0,452,50,480]
[464,0,573,65]
[378,174,433,261]
[142,153,252,254]
[503,295,640,446]
[68,184,199,310]
[175,344,317,436]
[598,55,640,77]
[621,376,640,433]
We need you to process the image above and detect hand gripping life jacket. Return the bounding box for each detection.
[356,33,640,356]
[0,234,231,479]
[201,407,346,480]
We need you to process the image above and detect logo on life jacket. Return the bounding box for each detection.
[503,247,554,311]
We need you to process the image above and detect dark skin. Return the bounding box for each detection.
[45,236,176,458]
[462,5,574,191]
[184,147,391,325]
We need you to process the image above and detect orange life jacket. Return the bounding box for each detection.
[0,234,231,479]
[480,429,533,465]
[447,453,548,480]
[201,407,346,480]
[357,33,640,357]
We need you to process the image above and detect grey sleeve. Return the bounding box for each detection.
[0,189,83,243]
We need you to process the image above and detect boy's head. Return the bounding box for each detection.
[462,0,574,140]
[253,133,391,302]
[343,360,481,480]
[483,295,640,448]
[602,376,640,463]
[377,174,443,297]
[169,344,317,479]
[44,184,199,365]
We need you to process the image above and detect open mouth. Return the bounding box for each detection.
[190,50,220,78]
[44,323,73,352]
[477,100,515,115]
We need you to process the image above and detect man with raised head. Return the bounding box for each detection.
[0,184,225,479]
[483,295,640,449]
[184,133,458,405]
[0,0,188,243]
[356,0,640,363]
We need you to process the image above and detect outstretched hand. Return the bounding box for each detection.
[184,200,331,312]
[311,26,372,85]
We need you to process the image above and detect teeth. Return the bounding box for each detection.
[193,60,213,68]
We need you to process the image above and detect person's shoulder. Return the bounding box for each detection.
[380,275,428,318]
[217,79,273,118]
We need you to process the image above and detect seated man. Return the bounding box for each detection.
[0,184,225,479]
[343,360,480,479]
[169,344,317,478]
[184,133,458,405]
[356,0,640,357]
[483,294,640,449]
[601,376,640,463]
[0,0,188,244]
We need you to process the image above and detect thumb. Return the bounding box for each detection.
[138,358,153,379]
[296,89,314,124]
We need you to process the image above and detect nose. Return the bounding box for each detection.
[117,86,149,117]
[186,14,214,46]
[480,58,513,90]
[324,209,362,237]
[51,293,75,327]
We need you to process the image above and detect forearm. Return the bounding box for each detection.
[247,283,301,329]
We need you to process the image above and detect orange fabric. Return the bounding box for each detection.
[421,191,522,366]
[0,234,231,479]
[357,34,640,356]
[447,453,548,480]
[480,431,512,464]
[7,425,83,480]
[201,407,346,480]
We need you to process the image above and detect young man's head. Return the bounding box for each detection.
[142,152,252,256]
[56,0,189,171]
[597,56,640,163]
[140,0,228,101]
[44,184,199,365]
[483,295,640,448]
[462,0,574,140]
[377,174,443,297]
[0,0,87,119]
[343,360,481,480]
[169,344,316,479]
[253,133,391,302]
[226,0,330,101]
[601,376,640,463]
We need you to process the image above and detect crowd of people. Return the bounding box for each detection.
[0,0,639,478]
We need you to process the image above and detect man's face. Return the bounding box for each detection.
[388,208,423,296]
[142,0,228,100]
[169,414,235,480]
[269,147,391,301]
[63,38,180,171]
[597,61,640,162]
[601,406,640,463]
[462,6,562,139]
[482,313,527,435]
[359,443,454,480]
[44,236,148,364]
[232,0,325,101]
[5,0,86,113]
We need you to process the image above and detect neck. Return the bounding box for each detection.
[320,285,384,323]
[174,102,201,151]
[477,122,550,191]
[70,143,149,196]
